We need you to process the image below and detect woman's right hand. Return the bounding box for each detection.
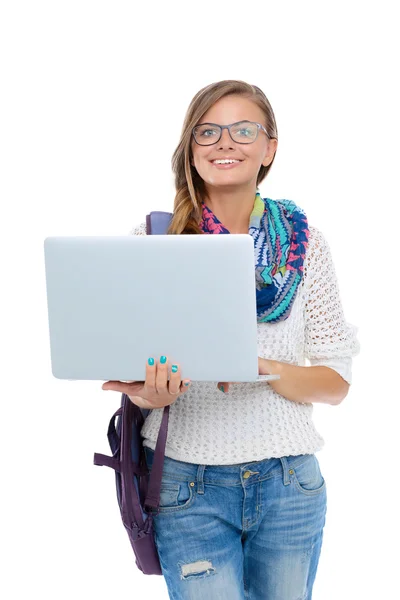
[101,356,191,409]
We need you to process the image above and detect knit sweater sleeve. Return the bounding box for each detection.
[303,226,360,385]
[129,221,147,236]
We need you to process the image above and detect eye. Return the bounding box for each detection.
[237,127,253,136]
[232,122,258,139]
[201,128,218,137]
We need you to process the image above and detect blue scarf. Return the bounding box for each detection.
[200,189,309,323]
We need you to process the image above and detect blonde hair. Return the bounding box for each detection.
[167,79,278,235]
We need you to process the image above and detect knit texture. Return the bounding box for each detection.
[129,220,360,465]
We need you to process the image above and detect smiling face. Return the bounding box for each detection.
[190,94,277,194]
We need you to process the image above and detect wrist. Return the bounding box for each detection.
[263,358,283,375]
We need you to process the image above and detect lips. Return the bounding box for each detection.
[209,159,244,164]
[210,160,243,170]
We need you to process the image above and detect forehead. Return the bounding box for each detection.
[199,95,265,125]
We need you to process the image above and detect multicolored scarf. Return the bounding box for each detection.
[199,189,309,323]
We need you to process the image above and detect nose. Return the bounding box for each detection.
[217,126,235,149]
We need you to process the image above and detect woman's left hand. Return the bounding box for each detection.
[217,357,273,393]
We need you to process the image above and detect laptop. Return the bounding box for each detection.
[43,234,280,384]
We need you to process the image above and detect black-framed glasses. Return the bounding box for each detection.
[192,120,272,146]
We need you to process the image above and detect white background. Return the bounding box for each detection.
[1,1,398,598]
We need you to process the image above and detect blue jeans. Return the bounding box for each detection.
[144,446,327,600]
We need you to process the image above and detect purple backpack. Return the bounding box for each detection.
[93,211,173,576]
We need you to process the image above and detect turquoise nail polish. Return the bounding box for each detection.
[148,358,154,366]
[171,365,178,373]
[160,356,167,364]
[219,385,225,393]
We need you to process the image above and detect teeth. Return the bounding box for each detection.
[213,159,240,164]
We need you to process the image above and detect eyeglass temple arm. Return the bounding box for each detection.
[259,124,272,139]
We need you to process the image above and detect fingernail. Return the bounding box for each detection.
[171,365,178,373]
[184,381,190,386]
[219,385,225,393]
[148,357,154,366]
[160,356,167,364]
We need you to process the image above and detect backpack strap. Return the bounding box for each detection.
[146,211,173,235]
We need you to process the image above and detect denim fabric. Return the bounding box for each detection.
[144,446,327,600]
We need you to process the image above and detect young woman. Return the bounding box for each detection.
[103,79,360,599]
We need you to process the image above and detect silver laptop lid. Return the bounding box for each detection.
[43,234,280,383]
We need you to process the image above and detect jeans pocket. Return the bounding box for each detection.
[290,454,326,496]
[156,481,195,513]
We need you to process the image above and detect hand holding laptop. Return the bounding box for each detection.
[102,355,280,407]
[217,357,279,393]
[102,355,191,409]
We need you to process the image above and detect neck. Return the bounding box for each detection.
[203,183,258,234]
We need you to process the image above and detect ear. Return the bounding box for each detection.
[261,138,278,167]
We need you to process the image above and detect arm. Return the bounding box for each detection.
[260,358,350,405]
[219,354,352,403]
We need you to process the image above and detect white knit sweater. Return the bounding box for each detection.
[129,220,360,465]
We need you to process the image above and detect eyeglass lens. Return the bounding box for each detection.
[193,121,258,145]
